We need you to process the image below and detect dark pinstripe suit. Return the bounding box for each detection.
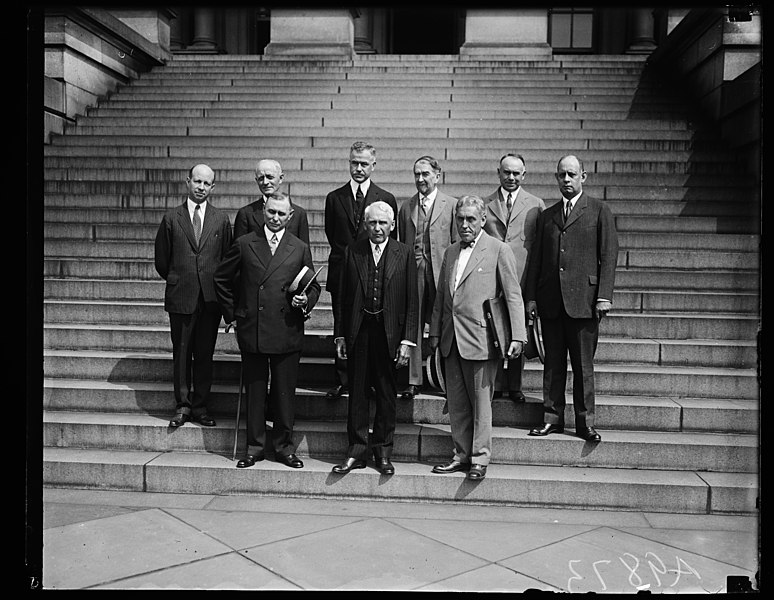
[325,181,398,388]
[334,237,418,460]
[154,200,233,417]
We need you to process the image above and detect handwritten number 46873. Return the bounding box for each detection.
[568,552,701,592]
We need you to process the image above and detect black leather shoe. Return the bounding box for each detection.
[277,453,304,468]
[528,423,564,436]
[193,413,216,427]
[432,460,470,474]
[236,454,265,468]
[577,426,602,442]
[169,413,189,428]
[332,457,366,474]
[509,391,526,403]
[375,457,395,475]
[325,385,347,400]
[400,385,420,400]
[468,464,487,480]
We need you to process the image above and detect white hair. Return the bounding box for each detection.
[364,200,394,222]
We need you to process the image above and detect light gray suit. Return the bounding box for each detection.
[397,189,457,386]
[483,186,545,394]
[430,231,527,466]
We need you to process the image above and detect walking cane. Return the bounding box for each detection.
[232,364,243,461]
[225,322,242,461]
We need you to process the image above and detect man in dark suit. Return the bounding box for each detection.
[483,153,545,404]
[397,155,457,400]
[324,141,398,400]
[331,201,418,475]
[154,163,233,428]
[524,155,619,442]
[233,158,310,244]
[429,196,526,481]
[214,192,321,469]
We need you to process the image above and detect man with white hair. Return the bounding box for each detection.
[331,201,419,475]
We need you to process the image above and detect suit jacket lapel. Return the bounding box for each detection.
[383,238,400,283]
[248,232,272,270]
[429,192,445,226]
[508,191,529,224]
[488,191,507,227]
[353,241,371,292]
[448,244,461,295]
[176,203,198,249]
[456,236,486,289]
[249,199,265,232]
[198,204,216,247]
[409,194,419,233]
[564,193,587,229]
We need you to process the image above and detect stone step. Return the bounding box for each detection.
[42,182,756,204]
[41,259,760,292]
[47,149,732,171]
[42,411,758,474]
[42,239,757,273]
[41,222,761,252]
[42,350,759,400]
[41,447,756,514]
[88,99,690,114]
[42,379,759,434]
[42,279,761,315]
[42,323,758,369]
[82,107,692,122]
[41,298,762,339]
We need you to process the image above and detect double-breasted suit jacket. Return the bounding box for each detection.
[482,187,545,289]
[431,232,527,361]
[233,197,310,245]
[154,201,233,314]
[524,193,618,320]
[214,228,321,457]
[324,181,398,296]
[214,229,321,356]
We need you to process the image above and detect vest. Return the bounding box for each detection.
[414,199,432,263]
[365,247,386,313]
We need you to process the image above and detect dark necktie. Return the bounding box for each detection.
[355,185,364,213]
[564,201,571,223]
[506,192,513,212]
[193,204,202,246]
[269,233,278,255]
[460,240,475,249]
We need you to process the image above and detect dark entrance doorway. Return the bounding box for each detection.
[389,8,463,54]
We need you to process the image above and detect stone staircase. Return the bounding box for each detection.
[42,54,760,514]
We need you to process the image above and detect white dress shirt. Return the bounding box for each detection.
[454,230,484,290]
[187,198,207,223]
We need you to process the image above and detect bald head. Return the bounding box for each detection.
[186,163,215,204]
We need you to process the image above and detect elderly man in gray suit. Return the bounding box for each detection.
[397,155,457,400]
[429,195,527,480]
[483,153,545,404]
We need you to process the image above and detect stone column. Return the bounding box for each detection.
[626,8,657,54]
[354,8,376,54]
[264,8,355,58]
[187,7,218,53]
[460,9,552,57]
[169,8,184,51]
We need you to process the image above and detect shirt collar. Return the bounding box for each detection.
[564,191,583,209]
[421,188,438,203]
[350,179,371,197]
[264,225,285,242]
[370,239,388,254]
[187,198,207,216]
[500,187,519,201]
[461,230,484,249]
